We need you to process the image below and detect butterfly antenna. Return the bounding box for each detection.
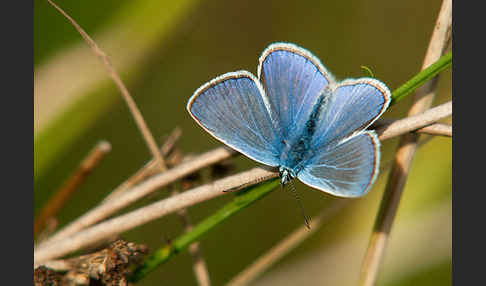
[287,181,311,229]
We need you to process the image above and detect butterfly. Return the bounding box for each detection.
[187,43,391,198]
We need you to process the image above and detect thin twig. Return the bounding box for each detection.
[102,127,183,203]
[359,1,452,285]
[170,151,212,286]
[415,123,451,137]
[47,0,167,172]
[34,141,111,237]
[172,186,212,286]
[373,119,452,137]
[225,200,349,286]
[375,101,451,140]
[34,106,451,264]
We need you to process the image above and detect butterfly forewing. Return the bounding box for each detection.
[258,43,334,141]
[187,71,281,167]
[311,78,391,149]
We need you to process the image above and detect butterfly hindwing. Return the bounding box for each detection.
[297,131,380,197]
[187,71,281,167]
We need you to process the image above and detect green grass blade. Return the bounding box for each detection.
[391,51,452,105]
[360,65,375,78]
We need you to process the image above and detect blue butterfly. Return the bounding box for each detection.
[187,43,391,198]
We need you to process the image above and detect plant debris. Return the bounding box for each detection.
[34,240,148,286]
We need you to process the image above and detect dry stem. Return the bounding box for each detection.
[172,186,212,286]
[415,123,451,137]
[376,101,451,140]
[170,151,212,286]
[374,119,451,137]
[359,1,452,285]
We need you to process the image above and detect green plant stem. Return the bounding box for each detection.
[129,50,452,282]
[391,51,452,104]
[129,179,280,282]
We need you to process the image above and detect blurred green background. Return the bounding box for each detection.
[34,0,451,285]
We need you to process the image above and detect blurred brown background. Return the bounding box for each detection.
[34,0,451,285]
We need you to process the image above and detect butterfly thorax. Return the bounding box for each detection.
[279,137,311,177]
